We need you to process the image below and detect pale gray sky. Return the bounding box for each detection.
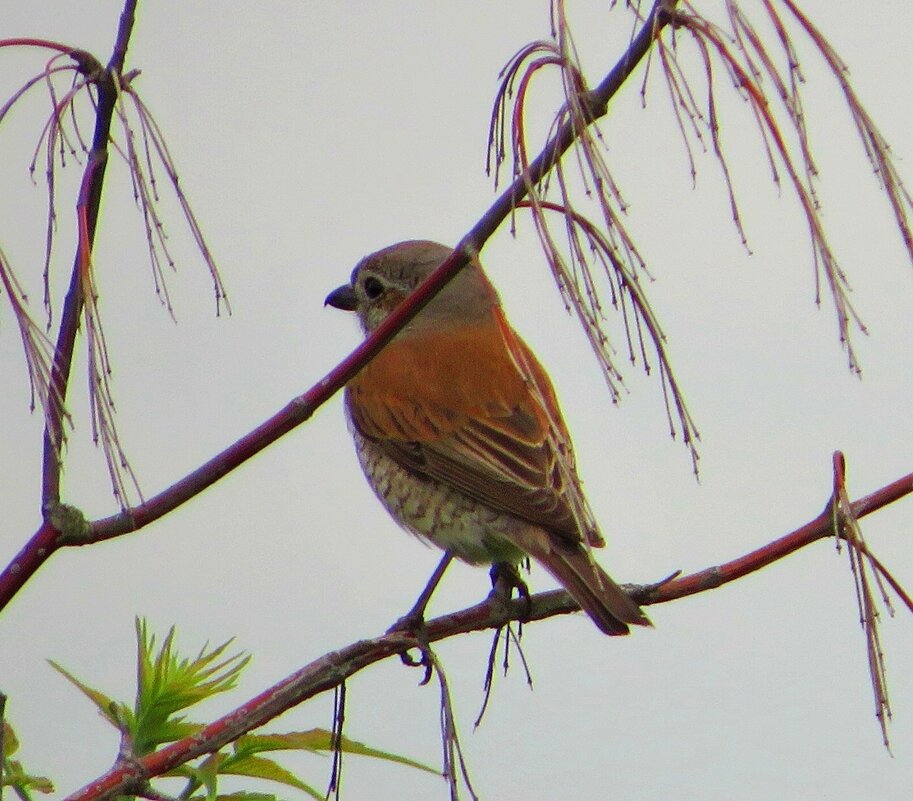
[2,3,912,799]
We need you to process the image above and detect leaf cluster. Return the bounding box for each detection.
[2,720,55,799]
[48,620,433,801]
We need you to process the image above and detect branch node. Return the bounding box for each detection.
[68,48,104,78]
[42,501,91,545]
[634,570,683,604]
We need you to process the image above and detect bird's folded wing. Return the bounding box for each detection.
[381,416,583,539]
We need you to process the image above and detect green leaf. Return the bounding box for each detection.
[3,758,55,793]
[47,660,125,729]
[195,752,222,801]
[221,755,322,800]
[131,618,249,755]
[51,620,250,759]
[2,723,54,796]
[188,793,279,801]
[163,760,209,797]
[3,721,18,756]
[234,729,438,775]
[233,730,330,756]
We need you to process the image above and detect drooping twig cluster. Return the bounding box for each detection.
[489,2,701,473]
[0,31,228,508]
[654,1,913,370]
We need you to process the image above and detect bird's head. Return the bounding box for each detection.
[325,240,499,335]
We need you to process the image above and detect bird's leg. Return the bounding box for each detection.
[388,552,454,634]
[488,561,532,621]
[391,554,453,683]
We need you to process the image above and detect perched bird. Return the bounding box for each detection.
[325,240,650,635]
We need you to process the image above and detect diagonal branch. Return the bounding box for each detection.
[63,458,912,801]
[0,1,673,609]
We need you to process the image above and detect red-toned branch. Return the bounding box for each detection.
[40,0,137,508]
[64,463,913,801]
[0,520,62,609]
[0,38,77,54]
[657,466,913,603]
[0,1,671,611]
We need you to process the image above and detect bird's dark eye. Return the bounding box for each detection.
[363,276,385,299]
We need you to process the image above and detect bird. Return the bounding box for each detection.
[325,240,650,635]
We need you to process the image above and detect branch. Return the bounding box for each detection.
[40,0,138,508]
[0,2,672,609]
[63,466,912,801]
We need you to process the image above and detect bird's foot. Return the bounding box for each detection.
[388,618,434,685]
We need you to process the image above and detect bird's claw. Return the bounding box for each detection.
[488,562,532,622]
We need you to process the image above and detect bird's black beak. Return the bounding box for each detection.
[324,284,358,311]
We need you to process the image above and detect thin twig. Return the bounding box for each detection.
[40,0,139,508]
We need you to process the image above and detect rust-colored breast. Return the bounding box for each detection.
[346,313,592,542]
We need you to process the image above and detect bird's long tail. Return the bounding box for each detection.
[533,538,651,636]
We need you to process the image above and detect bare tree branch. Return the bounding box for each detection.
[40,0,139,508]
[63,452,911,801]
[0,0,671,609]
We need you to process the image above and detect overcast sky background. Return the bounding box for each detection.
[2,3,913,799]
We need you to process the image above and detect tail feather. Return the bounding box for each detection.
[533,538,651,636]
